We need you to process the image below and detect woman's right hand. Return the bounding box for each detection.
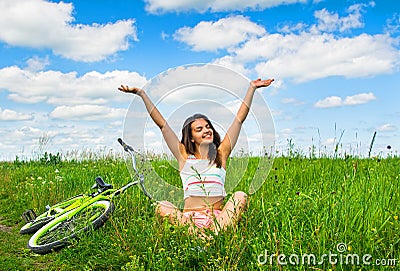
[118,85,144,95]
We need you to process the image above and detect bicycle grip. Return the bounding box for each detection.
[118,138,134,152]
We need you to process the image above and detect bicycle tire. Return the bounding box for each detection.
[20,194,86,235]
[20,217,54,234]
[27,200,114,254]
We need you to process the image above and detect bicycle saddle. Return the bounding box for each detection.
[92,176,113,190]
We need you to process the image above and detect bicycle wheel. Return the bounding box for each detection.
[20,194,86,234]
[27,200,114,254]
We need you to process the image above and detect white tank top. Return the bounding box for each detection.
[180,155,227,199]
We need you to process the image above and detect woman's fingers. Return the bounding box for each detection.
[118,85,126,91]
[118,85,143,95]
[118,85,132,92]
[265,78,274,85]
[251,78,274,88]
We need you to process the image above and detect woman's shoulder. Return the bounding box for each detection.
[217,145,229,160]
[178,143,190,170]
[178,143,189,158]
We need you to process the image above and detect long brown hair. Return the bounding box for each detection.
[181,113,222,168]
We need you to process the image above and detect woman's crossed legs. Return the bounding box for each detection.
[156,191,248,235]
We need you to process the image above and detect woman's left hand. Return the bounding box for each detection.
[118,85,144,95]
[250,78,274,89]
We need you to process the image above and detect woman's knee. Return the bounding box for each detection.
[232,191,248,206]
[156,200,175,217]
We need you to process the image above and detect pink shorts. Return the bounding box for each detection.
[182,209,222,229]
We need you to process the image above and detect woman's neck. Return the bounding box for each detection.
[195,144,209,159]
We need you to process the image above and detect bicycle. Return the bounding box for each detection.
[20,138,152,255]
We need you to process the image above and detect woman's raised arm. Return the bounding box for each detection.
[218,78,274,159]
[118,86,183,161]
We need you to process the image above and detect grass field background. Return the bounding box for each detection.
[0,149,399,270]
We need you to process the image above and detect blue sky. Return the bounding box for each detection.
[0,0,399,160]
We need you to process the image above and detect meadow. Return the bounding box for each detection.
[0,150,399,270]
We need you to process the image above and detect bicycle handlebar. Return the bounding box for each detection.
[117,138,136,153]
[118,138,139,174]
[117,138,153,200]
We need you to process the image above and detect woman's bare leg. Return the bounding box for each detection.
[155,200,188,225]
[214,191,247,234]
[156,200,208,238]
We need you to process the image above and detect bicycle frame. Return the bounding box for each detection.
[36,189,118,233]
[21,194,86,227]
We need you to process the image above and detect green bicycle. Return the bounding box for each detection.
[21,138,152,255]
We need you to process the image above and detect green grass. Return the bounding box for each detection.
[0,155,399,270]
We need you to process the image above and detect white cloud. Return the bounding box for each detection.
[144,130,157,138]
[143,64,250,102]
[277,128,293,141]
[0,0,137,62]
[314,92,376,108]
[0,118,126,160]
[376,124,397,132]
[195,4,398,83]
[343,92,376,105]
[313,3,370,33]
[26,56,50,72]
[173,15,265,51]
[161,31,170,40]
[385,13,400,35]
[50,105,127,121]
[0,108,33,121]
[2,126,51,144]
[108,121,124,128]
[16,126,42,138]
[212,56,251,76]
[0,65,148,105]
[278,23,307,33]
[280,128,292,134]
[223,99,242,115]
[314,96,342,108]
[270,109,283,117]
[145,0,306,13]
[252,32,398,82]
[324,138,336,145]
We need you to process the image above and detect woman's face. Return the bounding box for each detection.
[190,118,213,146]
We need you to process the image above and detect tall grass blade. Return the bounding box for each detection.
[368,131,377,158]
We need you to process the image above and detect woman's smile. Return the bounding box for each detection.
[202,132,213,140]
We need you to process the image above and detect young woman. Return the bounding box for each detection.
[118,78,274,235]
